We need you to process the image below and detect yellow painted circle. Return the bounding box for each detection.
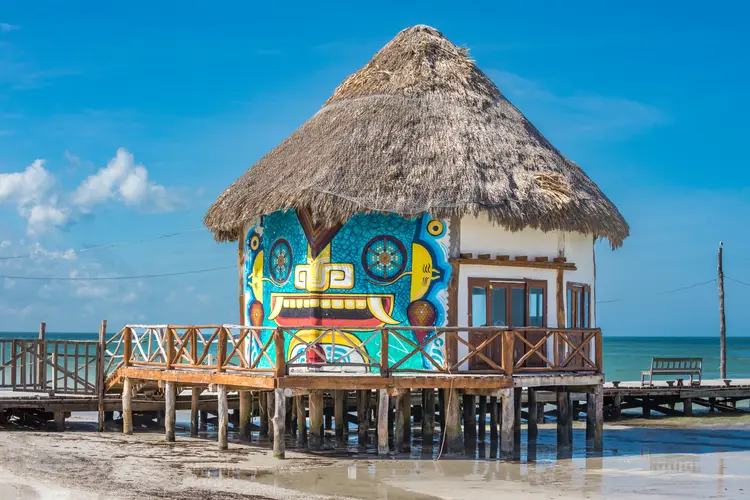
[427,220,444,236]
[250,234,260,251]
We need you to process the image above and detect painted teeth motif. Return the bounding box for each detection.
[268,295,398,324]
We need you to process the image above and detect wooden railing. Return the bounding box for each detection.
[104,325,602,379]
[0,339,101,395]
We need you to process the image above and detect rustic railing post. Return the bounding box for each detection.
[37,322,46,390]
[165,326,175,369]
[595,330,603,372]
[10,340,17,389]
[502,330,515,375]
[123,327,132,368]
[216,327,227,372]
[274,328,286,378]
[97,320,107,432]
[380,329,389,377]
[190,328,198,365]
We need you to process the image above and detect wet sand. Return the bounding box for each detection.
[0,416,749,499]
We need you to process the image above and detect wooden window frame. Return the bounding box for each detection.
[566,282,591,328]
[467,277,548,328]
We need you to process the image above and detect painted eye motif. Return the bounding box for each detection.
[426,219,445,237]
[362,235,407,282]
[269,239,292,284]
[249,234,260,251]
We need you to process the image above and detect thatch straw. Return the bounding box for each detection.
[205,25,629,248]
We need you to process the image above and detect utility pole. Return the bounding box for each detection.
[718,242,726,379]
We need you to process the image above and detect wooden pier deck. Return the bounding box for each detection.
[2,322,747,460]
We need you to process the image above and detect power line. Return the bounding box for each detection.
[0,265,234,281]
[597,278,716,305]
[0,228,206,261]
[725,276,750,287]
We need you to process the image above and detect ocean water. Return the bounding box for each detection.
[0,332,747,382]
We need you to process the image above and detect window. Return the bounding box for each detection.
[566,283,591,328]
[467,278,547,368]
[468,278,547,328]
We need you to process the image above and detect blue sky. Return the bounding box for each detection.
[1,1,748,335]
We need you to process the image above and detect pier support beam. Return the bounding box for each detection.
[684,398,693,417]
[477,396,487,443]
[199,410,208,431]
[122,377,133,436]
[53,411,65,432]
[217,385,228,450]
[357,390,368,446]
[593,385,603,450]
[500,388,514,457]
[267,391,275,439]
[613,394,622,420]
[239,390,252,441]
[259,391,269,439]
[422,389,435,445]
[272,388,286,459]
[296,395,306,447]
[489,396,498,445]
[334,390,346,442]
[395,389,411,453]
[463,394,476,447]
[557,390,571,448]
[513,388,522,450]
[309,391,324,449]
[377,389,390,456]
[528,389,538,441]
[445,388,463,454]
[190,387,200,436]
[165,381,176,442]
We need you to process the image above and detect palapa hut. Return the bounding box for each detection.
[205,25,628,373]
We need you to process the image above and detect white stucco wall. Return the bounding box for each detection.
[455,215,596,369]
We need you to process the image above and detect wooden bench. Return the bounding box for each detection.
[641,357,702,387]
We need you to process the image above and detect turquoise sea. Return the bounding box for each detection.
[0,332,747,381]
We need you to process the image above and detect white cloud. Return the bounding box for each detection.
[0,148,184,235]
[73,148,181,213]
[4,278,15,290]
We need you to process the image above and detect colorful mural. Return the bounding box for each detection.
[242,210,451,372]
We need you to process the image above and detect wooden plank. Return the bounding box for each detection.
[309,391,324,449]
[122,377,133,435]
[377,389,389,456]
[272,388,286,459]
[451,257,576,271]
[445,388,462,454]
[277,375,513,390]
[556,268,565,330]
[120,367,275,389]
[165,381,176,442]
[217,385,228,450]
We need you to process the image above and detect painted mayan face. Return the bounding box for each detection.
[244,210,450,370]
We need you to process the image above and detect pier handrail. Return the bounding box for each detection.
[102,325,603,381]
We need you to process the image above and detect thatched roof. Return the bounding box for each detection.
[205,25,629,248]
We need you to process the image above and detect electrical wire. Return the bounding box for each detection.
[0,265,235,281]
[0,228,206,261]
[725,276,750,287]
[596,278,716,305]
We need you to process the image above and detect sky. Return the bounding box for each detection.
[1,1,749,336]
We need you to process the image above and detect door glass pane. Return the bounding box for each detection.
[582,291,590,328]
[529,287,544,326]
[511,287,525,327]
[490,287,507,326]
[567,288,574,327]
[471,286,487,326]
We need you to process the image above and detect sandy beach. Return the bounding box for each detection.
[0,416,748,500]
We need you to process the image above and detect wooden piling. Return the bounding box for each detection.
[528,389,538,441]
[422,389,435,444]
[613,394,622,420]
[593,385,603,450]
[286,396,294,437]
[165,381,176,442]
[267,391,275,439]
[684,397,693,417]
[96,320,106,433]
[309,391,324,449]
[557,390,571,448]
[463,394,476,446]
[272,388,286,458]
[489,396,498,444]
[477,395,487,442]
[217,385,228,450]
[53,411,65,431]
[295,395,306,446]
[334,390,346,441]
[357,390,368,445]
[513,388,522,449]
[239,390,252,441]
[444,388,463,454]
[190,387,200,436]
[377,389,390,456]
[500,388,514,457]
[259,391,269,438]
[199,410,208,431]
[395,389,411,453]
[122,377,133,435]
